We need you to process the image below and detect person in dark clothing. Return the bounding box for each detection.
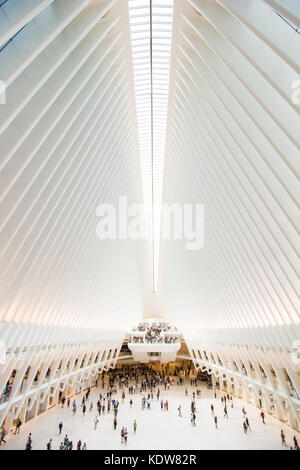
[293,436,299,450]
[14,419,22,434]
[26,433,32,451]
[0,428,7,446]
[46,439,52,450]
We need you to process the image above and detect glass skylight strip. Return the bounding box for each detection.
[129,0,173,293]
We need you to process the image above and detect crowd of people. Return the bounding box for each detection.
[129,321,181,344]
[132,322,177,333]
[1,364,299,451]
[128,334,179,344]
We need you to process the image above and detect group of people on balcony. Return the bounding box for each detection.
[128,321,180,344]
[129,332,179,344]
[132,321,178,333]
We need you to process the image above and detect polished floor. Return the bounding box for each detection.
[1,382,299,450]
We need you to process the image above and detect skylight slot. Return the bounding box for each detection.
[129,0,173,293]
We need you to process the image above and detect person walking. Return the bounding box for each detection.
[133,419,137,434]
[72,400,77,414]
[25,433,32,450]
[214,416,218,429]
[94,415,99,430]
[243,421,247,433]
[178,405,182,417]
[293,436,299,450]
[281,430,286,446]
[0,428,7,446]
[14,418,22,434]
[46,439,52,450]
[58,422,63,434]
[82,443,87,450]
[245,417,251,431]
[211,404,214,416]
[260,411,265,424]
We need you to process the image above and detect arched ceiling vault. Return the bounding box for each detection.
[159,0,300,338]
[0,0,299,360]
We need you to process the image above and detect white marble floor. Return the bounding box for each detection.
[1,383,299,450]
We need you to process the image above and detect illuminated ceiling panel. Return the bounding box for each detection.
[129,0,173,292]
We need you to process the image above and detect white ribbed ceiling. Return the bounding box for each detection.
[0,0,299,338]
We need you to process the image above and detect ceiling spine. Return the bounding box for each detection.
[129,0,174,293]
